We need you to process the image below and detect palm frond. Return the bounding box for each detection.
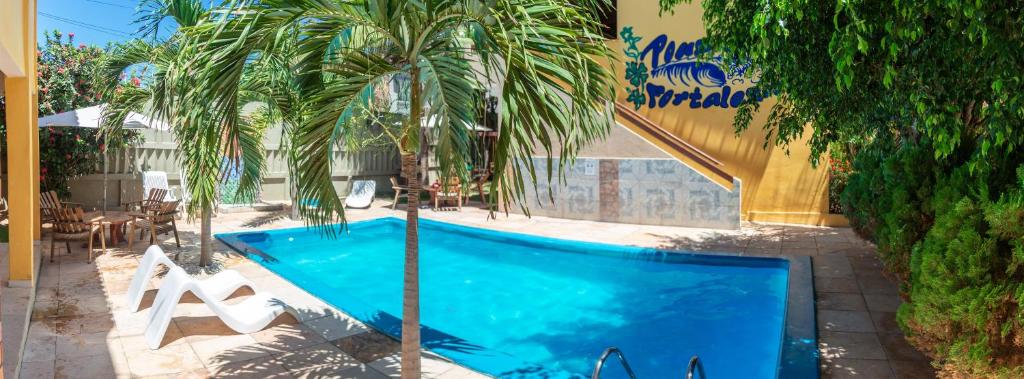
[135,0,207,39]
[293,50,401,231]
[98,84,152,143]
[418,45,480,185]
[229,109,269,202]
[480,0,617,212]
[181,0,616,228]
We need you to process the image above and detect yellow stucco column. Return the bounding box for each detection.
[5,76,39,283]
[31,83,41,239]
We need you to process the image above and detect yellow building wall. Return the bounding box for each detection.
[0,0,28,76]
[2,0,41,283]
[610,0,844,226]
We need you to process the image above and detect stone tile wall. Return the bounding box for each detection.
[518,157,741,229]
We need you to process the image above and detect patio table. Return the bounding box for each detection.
[84,211,133,245]
[424,185,438,207]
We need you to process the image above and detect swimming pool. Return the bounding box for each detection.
[218,218,816,378]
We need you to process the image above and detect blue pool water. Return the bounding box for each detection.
[218,218,790,378]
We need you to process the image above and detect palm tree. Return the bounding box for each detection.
[179,1,615,377]
[98,0,267,267]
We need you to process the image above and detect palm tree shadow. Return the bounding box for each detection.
[241,211,289,228]
[362,310,487,356]
[135,285,256,312]
[203,307,493,378]
[647,230,751,254]
[204,308,370,377]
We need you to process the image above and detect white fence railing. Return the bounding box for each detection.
[67,128,400,209]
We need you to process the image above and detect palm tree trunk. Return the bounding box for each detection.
[200,203,212,267]
[400,63,424,379]
[288,145,301,220]
[400,153,422,379]
[289,175,300,220]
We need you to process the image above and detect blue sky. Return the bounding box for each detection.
[37,0,174,47]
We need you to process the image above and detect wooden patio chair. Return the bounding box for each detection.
[40,190,82,224]
[123,188,169,213]
[390,177,412,210]
[0,196,8,222]
[434,177,463,210]
[130,200,181,249]
[469,167,491,205]
[50,207,105,263]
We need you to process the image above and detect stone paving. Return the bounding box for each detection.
[16,201,935,378]
[0,242,42,379]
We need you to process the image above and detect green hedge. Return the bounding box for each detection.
[842,141,1024,376]
[840,141,941,283]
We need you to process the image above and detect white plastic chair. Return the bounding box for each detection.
[344,180,376,209]
[144,266,289,349]
[143,171,175,201]
[127,245,254,313]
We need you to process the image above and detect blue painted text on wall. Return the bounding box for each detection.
[622,27,771,110]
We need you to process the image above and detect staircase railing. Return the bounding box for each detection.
[614,102,735,188]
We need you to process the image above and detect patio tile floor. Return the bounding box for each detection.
[15,203,935,378]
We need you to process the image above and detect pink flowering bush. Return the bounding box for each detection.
[36,30,106,115]
[0,30,141,197]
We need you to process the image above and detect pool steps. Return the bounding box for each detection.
[591,347,638,379]
[686,355,707,379]
[590,347,707,379]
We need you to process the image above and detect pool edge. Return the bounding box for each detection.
[779,255,819,379]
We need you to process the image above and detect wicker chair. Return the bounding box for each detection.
[130,200,181,249]
[123,188,169,213]
[50,207,106,263]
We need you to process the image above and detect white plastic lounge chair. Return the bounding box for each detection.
[143,171,175,201]
[344,180,376,209]
[127,245,254,312]
[145,266,288,349]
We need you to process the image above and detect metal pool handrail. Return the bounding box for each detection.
[591,347,638,379]
[686,355,707,379]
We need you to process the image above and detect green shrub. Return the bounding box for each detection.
[840,146,885,237]
[900,164,1024,377]
[827,148,853,214]
[842,138,1024,375]
[841,141,941,282]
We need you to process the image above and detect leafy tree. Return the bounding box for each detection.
[98,0,266,267]
[663,0,1024,374]
[660,0,1024,163]
[178,0,615,377]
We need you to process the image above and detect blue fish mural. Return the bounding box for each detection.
[650,60,728,87]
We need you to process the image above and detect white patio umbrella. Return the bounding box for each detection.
[39,104,168,213]
[39,104,169,130]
